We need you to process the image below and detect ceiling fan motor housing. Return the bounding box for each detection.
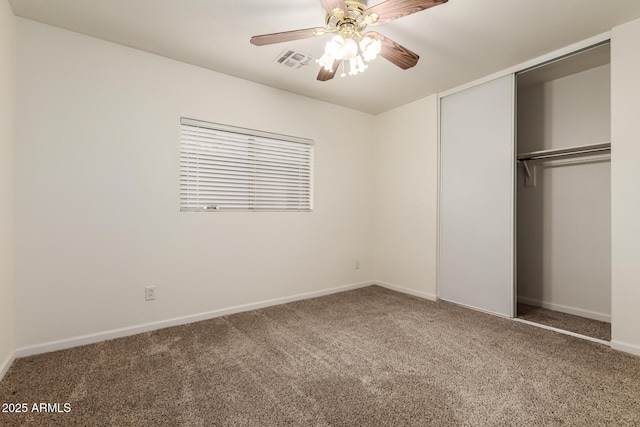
[325,0,372,38]
[345,0,367,13]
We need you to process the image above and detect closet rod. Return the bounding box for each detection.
[517,142,610,161]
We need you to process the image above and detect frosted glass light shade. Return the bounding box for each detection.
[349,55,367,75]
[317,52,335,71]
[360,37,382,61]
[341,38,358,60]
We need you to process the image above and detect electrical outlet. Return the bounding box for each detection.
[355,260,360,270]
[145,286,156,301]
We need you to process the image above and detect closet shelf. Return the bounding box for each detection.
[517,142,610,161]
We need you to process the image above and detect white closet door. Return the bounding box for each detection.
[439,75,515,317]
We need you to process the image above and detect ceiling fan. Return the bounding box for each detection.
[250,0,448,81]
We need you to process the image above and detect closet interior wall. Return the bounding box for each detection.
[516,45,612,323]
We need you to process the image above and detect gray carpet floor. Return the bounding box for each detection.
[1,285,639,426]
[517,303,612,341]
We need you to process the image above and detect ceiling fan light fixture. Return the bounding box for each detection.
[340,37,359,59]
[360,36,381,61]
[317,52,335,72]
[317,34,361,71]
[252,0,447,81]
[327,35,344,56]
[348,55,367,75]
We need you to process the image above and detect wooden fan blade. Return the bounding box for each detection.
[366,32,419,69]
[317,59,342,81]
[250,27,327,46]
[319,0,348,15]
[365,0,448,25]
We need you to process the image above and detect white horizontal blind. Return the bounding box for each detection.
[180,118,314,211]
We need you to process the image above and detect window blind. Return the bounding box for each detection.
[180,118,314,211]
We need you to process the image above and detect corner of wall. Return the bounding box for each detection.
[372,95,439,298]
[610,340,640,357]
[0,351,15,381]
[610,17,640,354]
[0,0,17,381]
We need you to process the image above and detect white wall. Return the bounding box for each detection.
[373,95,439,299]
[517,65,611,152]
[14,19,375,349]
[517,65,611,321]
[611,17,640,355]
[0,0,16,378]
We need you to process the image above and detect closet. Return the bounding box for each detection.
[515,42,611,341]
[439,40,611,342]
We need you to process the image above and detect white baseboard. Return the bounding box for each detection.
[513,318,610,346]
[610,340,640,357]
[517,296,611,323]
[0,351,15,382]
[375,281,437,301]
[15,281,375,358]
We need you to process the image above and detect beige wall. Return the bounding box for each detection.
[373,95,439,299]
[0,0,16,377]
[611,17,640,355]
[14,19,375,349]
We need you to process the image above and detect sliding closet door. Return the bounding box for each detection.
[439,75,515,317]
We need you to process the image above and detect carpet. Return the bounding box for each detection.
[1,286,639,426]
[517,303,611,341]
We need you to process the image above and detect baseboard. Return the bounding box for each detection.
[513,318,610,346]
[375,281,437,301]
[0,350,15,382]
[15,281,375,358]
[610,340,640,357]
[517,296,611,323]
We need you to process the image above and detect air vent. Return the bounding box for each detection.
[274,49,313,70]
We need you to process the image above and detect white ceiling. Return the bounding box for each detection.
[9,0,640,114]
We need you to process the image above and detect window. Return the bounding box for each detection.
[180,118,314,211]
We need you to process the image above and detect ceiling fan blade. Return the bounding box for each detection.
[317,59,342,81]
[365,0,448,25]
[319,0,348,15]
[366,32,419,69]
[250,27,327,46]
